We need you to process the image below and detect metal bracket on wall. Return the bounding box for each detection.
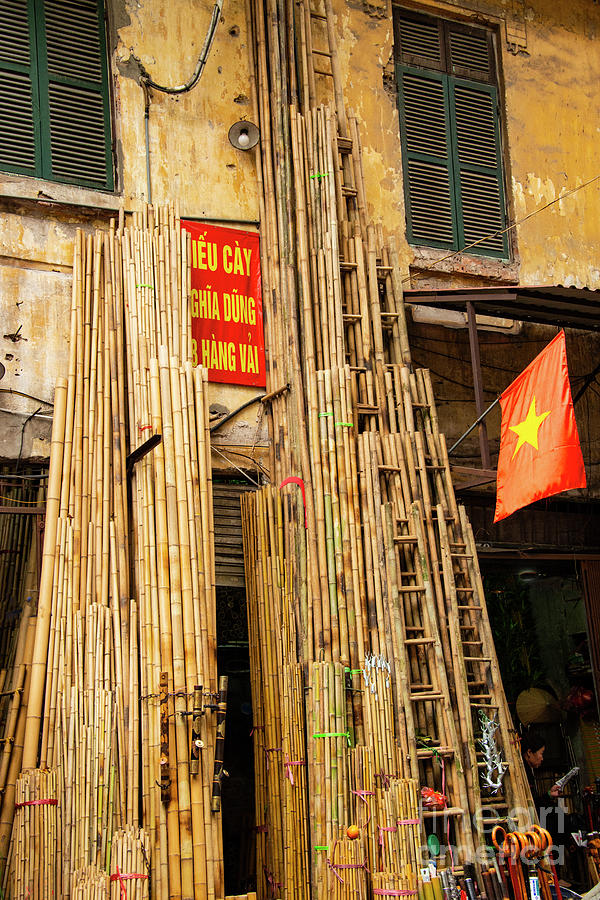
[159,671,171,803]
[190,685,204,774]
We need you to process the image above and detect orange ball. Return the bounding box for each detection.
[346,824,360,840]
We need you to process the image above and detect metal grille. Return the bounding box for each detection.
[0,70,35,169]
[213,482,256,588]
[44,0,103,81]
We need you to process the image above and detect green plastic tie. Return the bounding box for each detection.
[314,845,329,851]
[313,731,351,746]
[417,736,443,769]
[310,171,331,179]
[335,421,354,427]
[318,411,333,418]
[344,667,362,675]
[136,283,155,289]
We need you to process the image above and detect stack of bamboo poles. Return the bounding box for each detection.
[242,484,308,899]
[11,768,58,900]
[307,661,350,892]
[373,779,420,884]
[6,205,223,899]
[326,836,369,898]
[245,0,535,892]
[372,872,418,900]
[281,664,310,900]
[360,656,402,786]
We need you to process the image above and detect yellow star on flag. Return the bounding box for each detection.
[509,396,550,459]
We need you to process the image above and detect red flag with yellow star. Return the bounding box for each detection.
[494,330,586,523]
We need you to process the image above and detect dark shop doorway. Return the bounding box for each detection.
[217,585,255,896]
[213,481,257,895]
[481,556,600,887]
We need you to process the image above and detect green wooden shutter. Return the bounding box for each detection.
[451,79,507,257]
[0,0,39,175]
[0,0,112,189]
[398,67,457,249]
[38,0,113,189]
[395,12,444,70]
[396,11,508,260]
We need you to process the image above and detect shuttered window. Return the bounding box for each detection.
[394,10,508,259]
[0,0,113,190]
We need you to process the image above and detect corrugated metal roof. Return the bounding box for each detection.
[405,284,600,330]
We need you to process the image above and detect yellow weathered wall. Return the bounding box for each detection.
[2,0,599,476]
[320,0,600,494]
[332,0,600,290]
[113,0,258,217]
[0,0,266,466]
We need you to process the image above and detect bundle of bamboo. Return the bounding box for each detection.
[308,661,350,891]
[11,768,58,900]
[109,826,150,900]
[326,836,369,898]
[373,779,420,884]
[5,206,224,899]
[281,664,310,899]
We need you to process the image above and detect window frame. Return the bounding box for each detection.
[394,7,509,261]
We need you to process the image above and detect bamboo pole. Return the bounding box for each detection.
[22,379,68,770]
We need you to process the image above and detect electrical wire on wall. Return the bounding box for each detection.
[140,0,224,203]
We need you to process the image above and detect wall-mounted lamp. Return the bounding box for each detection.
[228,120,259,151]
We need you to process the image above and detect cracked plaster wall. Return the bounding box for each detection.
[0,0,266,466]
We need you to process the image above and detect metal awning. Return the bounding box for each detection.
[404,284,600,331]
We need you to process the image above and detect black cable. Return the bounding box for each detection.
[0,472,48,480]
[410,338,593,383]
[211,445,269,478]
[412,357,497,395]
[142,0,223,94]
[0,388,54,407]
[16,407,42,472]
[408,330,552,347]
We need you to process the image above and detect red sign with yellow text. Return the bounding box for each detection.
[182,221,265,386]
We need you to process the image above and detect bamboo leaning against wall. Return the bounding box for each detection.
[242,0,534,896]
[6,206,224,900]
[0,0,536,895]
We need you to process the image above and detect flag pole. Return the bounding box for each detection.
[448,397,500,456]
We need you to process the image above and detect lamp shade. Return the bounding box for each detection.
[228,120,259,150]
